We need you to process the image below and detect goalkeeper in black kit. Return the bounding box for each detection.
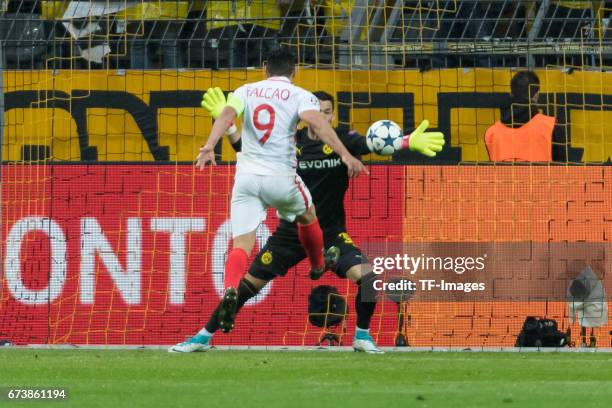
[170,89,444,353]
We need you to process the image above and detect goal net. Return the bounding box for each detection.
[1,0,610,347]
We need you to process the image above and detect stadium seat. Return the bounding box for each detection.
[203,0,281,68]
[0,13,47,68]
[40,1,189,68]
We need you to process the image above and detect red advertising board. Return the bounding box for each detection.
[3,164,610,347]
[1,165,405,346]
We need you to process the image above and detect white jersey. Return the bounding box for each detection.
[232,76,320,175]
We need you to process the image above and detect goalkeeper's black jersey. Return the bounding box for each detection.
[289,127,370,235]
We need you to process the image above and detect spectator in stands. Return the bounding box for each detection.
[205,0,281,68]
[484,71,583,162]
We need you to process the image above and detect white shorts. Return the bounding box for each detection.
[230,172,312,238]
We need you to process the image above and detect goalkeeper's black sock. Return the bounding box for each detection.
[355,272,377,330]
[204,278,260,334]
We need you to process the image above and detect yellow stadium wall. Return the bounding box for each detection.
[2,69,611,163]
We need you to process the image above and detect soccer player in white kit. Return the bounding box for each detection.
[193,48,367,335]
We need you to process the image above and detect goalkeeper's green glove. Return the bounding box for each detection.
[201,87,226,119]
[402,120,445,158]
[201,87,238,135]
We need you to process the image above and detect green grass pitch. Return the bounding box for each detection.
[1,349,611,408]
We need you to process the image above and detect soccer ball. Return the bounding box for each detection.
[366,120,403,156]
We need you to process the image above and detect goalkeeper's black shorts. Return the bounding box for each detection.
[248,225,368,282]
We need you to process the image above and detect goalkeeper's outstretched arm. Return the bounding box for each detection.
[402,120,445,158]
[341,120,445,158]
[300,109,369,177]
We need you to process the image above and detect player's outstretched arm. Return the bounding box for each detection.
[402,120,445,158]
[300,110,369,177]
[196,106,237,169]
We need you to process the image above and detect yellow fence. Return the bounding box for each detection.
[2,69,611,163]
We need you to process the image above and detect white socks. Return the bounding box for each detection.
[197,328,214,338]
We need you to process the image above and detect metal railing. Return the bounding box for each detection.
[0,1,609,69]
